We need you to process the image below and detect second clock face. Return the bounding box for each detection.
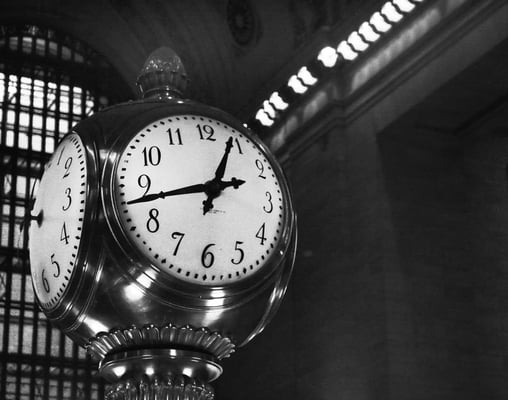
[29,133,88,309]
[114,114,285,285]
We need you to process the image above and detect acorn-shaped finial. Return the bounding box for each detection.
[136,47,189,99]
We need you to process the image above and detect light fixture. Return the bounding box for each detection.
[358,21,381,42]
[317,46,339,68]
[347,31,369,52]
[337,40,358,60]
[253,0,427,129]
[269,92,289,110]
[287,75,308,94]
[381,2,404,23]
[297,66,318,86]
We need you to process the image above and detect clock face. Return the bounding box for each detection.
[114,114,286,285]
[29,133,87,309]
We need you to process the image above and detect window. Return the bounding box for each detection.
[0,24,130,400]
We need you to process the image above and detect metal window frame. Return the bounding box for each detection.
[0,23,130,400]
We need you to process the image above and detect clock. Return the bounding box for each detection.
[27,47,297,398]
[104,109,293,297]
[29,133,90,310]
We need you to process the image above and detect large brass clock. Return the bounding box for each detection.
[28,47,296,399]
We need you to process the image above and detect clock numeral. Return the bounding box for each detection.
[60,222,70,245]
[255,159,266,179]
[51,253,61,278]
[167,127,183,145]
[197,124,216,141]
[231,241,245,265]
[146,208,160,233]
[56,146,65,165]
[201,243,216,268]
[63,156,73,178]
[62,187,72,211]
[142,146,161,166]
[42,269,50,293]
[171,232,185,256]
[138,174,151,196]
[263,191,273,214]
[255,223,267,245]
[235,138,243,154]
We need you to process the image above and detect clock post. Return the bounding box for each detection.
[29,47,297,399]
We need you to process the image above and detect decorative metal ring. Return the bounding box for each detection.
[86,323,236,361]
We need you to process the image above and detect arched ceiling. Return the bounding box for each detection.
[0,0,383,119]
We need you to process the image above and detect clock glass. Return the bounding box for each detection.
[114,115,285,285]
[29,133,88,309]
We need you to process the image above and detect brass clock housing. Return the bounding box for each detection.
[28,47,297,397]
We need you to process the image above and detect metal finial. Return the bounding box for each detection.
[136,47,189,99]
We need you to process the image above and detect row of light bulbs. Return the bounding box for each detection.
[253,0,426,128]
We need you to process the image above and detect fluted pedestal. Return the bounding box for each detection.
[99,348,222,400]
[105,374,214,400]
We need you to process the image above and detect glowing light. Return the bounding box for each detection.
[337,40,358,61]
[317,46,339,67]
[287,75,308,94]
[269,92,288,110]
[358,22,381,42]
[182,367,194,377]
[255,109,274,126]
[297,66,318,86]
[211,290,225,298]
[370,11,392,33]
[249,0,426,126]
[145,367,155,376]
[262,100,276,119]
[348,31,369,52]
[84,317,109,334]
[137,273,153,288]
[124,282,144,302]
[381,2,404,23]
[112,366,127,378]
[393,0,416,13]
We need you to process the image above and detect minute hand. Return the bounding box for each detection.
[127,183,207,205]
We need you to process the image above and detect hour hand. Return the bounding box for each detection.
[202,178,246,214]
[127,183,207,205]
[214,137,233,180]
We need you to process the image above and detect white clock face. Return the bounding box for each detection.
[29,133,87,309]
[114,115,285,285]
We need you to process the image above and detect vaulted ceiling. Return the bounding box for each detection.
[0,0,384,119]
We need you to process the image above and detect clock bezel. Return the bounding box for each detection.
[29,132,102,319]
[101,102,296,306]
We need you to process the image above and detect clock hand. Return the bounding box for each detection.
[29,210,44,227]
[127,183,207,205]
[214,137,233,180]
[202,177,246,215]
[217,177,245,190]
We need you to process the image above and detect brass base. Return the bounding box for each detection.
[104,373,214,400]
[99,349,221,400]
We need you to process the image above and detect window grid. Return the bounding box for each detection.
[0,24,130,400]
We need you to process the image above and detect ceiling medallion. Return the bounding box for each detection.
[226,0,257,46]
